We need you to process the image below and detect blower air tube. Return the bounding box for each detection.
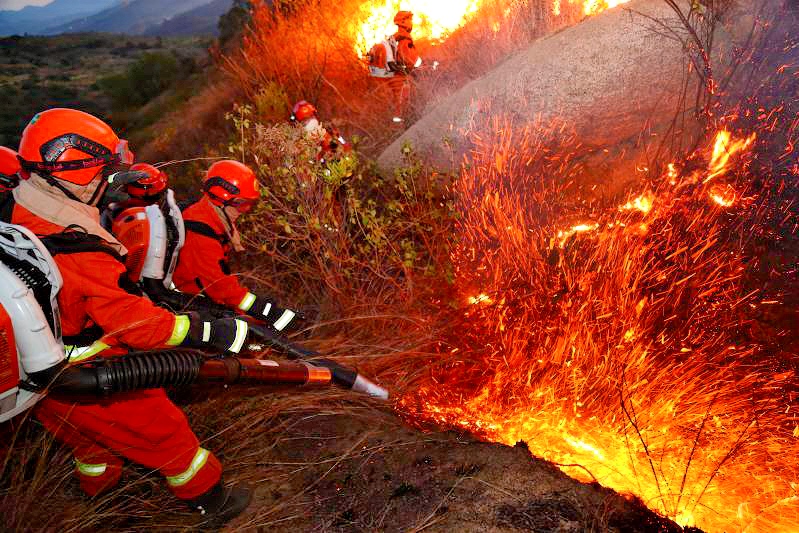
[47,350,204,397]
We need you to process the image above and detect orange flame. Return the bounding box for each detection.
[706,129,756,182]
[401,122,797,532]
[354,0,481,54]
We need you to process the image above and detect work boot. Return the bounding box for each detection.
[188,481,252,527]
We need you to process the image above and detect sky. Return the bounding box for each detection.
[0,0,51,11]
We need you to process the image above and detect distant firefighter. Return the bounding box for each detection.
[367,10,422,123]
[290,100,352,163]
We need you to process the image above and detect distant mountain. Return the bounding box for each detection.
[45,0,216,35]
[143,0,233,36]
[0,0,119,36]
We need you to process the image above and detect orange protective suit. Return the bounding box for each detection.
[173,196,249,309]
[384,27,420,119]
[7,201,222,499]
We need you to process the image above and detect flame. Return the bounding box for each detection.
[468,293,493,305]
[621,192,654,214]
[709,184,738,206]
[354,0,481,54]
[579,0,630,15]
[354,0,630,55]
[400,122,797,532]
[552,0,631,16]
[706,129,756,182]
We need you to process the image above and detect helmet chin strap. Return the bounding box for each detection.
[39,168,108,207]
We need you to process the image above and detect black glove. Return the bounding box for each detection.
[244,295,303,333]
[181,315,251,354]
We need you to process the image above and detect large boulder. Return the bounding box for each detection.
[379,0,753,196]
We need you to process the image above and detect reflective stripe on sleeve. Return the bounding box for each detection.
[66,341,110,362]
[75,458,107,477]
[167,315,191,346]
[261,302,271,318]
[237,292,257,312]
[202,321,211,342]
[229,320,248,354]
[273,310,296,331]
[166,448,210,487]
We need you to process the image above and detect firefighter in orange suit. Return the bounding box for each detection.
[172,160,301,334]
[388,10,421,123]
[5,108,253,524]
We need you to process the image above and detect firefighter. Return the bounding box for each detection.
[290,100,352,164]
[386,11,421,123]
[172,160,302,333]
[5,108,254,524]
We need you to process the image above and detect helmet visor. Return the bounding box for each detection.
[115,140,134,165]
[228,197,258,213]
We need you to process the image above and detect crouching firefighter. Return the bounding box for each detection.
[114,160,298,333]
[2,108,259,523]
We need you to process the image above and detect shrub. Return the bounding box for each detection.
[229,104,455,312]
[99,51,191,110]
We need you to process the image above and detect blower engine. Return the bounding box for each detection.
[0,221,65,423]
[0,221,386,425]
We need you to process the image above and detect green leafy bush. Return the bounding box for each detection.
[99,51,192,110]
[228,104,455,309]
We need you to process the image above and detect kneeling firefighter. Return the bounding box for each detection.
[3,108,260,522]
[171,160,302,333]
[110,161,302,332]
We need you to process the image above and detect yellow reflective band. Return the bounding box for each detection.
[273,310,296,332]
[66,341,110,362]
[167,315,191,346]
[75,458,107,477]
[229,319,248,354]
[238,292,257,312]
[166,448,210,487]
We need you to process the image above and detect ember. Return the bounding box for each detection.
[399,111,799,532]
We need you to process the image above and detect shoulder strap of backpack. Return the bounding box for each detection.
[0,192,16,223]
[184,220,229,245]
[40,228,125,263]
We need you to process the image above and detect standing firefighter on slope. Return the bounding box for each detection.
[367,10,422,123]
[172,160,302,334]
[3,108,255,524]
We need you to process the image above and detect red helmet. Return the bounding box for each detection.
[291,100,317,123]
[203,160,259,213]
[17,108,133,186]
[126,162,167,199]
[394,10,413,30]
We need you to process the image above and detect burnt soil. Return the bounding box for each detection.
[198,390,694,533]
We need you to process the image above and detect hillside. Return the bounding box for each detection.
[0,0,118,36]
[0,33,210,147]
[377,0,756,198]
[46,0,216,35]
[143,0,233,36]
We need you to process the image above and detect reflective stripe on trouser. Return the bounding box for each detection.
[72,445,123,496]
[34,388,222,500]
[166,448,210,487]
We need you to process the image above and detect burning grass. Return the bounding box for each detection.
[397,76,799,533]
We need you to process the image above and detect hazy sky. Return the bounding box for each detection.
[0,0,52,11]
